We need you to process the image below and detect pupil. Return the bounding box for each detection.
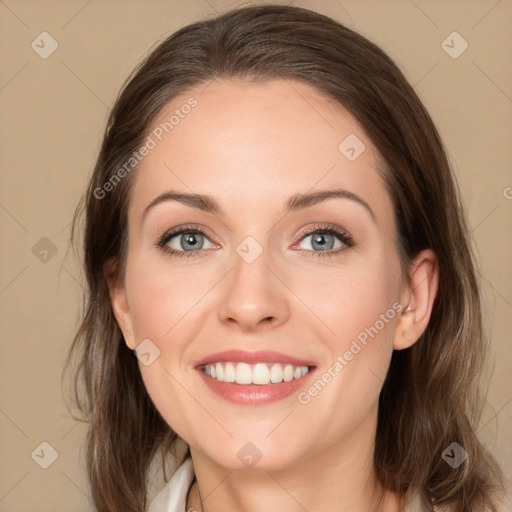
[313,233,332,251]
[183,233,201,250]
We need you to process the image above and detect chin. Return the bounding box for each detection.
[201,440,304,473]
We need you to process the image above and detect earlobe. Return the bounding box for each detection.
[106,272,137,350]
[393,249,439,351]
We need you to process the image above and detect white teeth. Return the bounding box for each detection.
[202,362,310,385]
[283,364,294,382]
[270,363,283,383]
[252,363,270,385]
[215,362,224,381]
[224,362,236,382]
[235,362,252,384]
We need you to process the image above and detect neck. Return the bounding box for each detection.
[186,402,403,512]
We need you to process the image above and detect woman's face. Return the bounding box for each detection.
[111,78,410,471]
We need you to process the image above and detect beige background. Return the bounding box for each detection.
[0,1,511,510]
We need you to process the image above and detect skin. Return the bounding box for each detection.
[108,78,439,512]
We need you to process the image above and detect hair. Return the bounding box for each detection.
[63,4,506,512]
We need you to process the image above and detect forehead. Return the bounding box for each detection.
[128,78,393,231]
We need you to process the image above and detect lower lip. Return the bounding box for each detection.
[196,367,316,405]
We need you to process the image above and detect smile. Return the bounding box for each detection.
[201,361,311,385]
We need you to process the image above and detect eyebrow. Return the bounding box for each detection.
[141,188,376,225]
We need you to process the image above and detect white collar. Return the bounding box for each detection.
[147,456,195,512]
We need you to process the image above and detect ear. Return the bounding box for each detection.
[393,248,439,350]
[106,262,137,350]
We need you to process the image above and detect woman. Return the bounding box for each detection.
[64,4,506,511]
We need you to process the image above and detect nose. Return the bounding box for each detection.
[217,247,290,332]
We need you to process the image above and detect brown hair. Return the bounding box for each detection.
[64,4,505,511]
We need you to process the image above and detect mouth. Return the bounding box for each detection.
[193,350,317,405]
[199,361,314,385]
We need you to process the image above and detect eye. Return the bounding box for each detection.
[293,224,354,259]
[157,225,217,259]
[156,223,354,260]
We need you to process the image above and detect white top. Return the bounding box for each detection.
[146,455,429,512]
[147,456,195,512]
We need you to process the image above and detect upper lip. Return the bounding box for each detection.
[193,349,316,368]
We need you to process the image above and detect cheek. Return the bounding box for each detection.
[293,260,400,443]
[123,254,211,441]
[124,250,209,343]
[297,248,401,347]
[304,249,400,402]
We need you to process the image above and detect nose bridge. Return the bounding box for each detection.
[218,237,289,329]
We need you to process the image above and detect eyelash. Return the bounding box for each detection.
[155,223,355,260]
